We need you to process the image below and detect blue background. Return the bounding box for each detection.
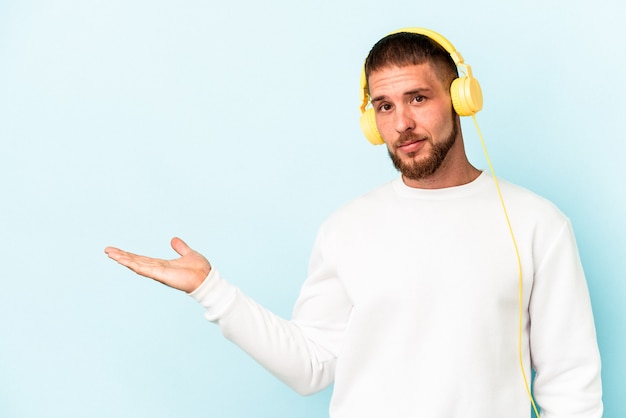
[1,0,624,416]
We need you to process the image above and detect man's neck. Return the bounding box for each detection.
[402,162,481,189]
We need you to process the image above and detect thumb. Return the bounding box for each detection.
[171,237,193,257]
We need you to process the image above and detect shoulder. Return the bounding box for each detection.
[497,178,568,224]
[494,178,576,258]
[312,179,397,240]
[328,180,396,221]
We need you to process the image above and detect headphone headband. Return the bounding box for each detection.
[389,28,464,65]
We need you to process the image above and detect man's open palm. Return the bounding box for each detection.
[105,237,211,293]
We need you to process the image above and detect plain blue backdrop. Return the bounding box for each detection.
[1,0,624,416]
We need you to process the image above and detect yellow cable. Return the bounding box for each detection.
[471,115,541,417]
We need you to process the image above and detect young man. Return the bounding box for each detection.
[105,29,603,417]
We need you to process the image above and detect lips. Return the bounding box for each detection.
[396,137,427,154]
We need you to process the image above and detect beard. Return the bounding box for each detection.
[387,117,459,181]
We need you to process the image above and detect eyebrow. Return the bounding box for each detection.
[370,87,433,104]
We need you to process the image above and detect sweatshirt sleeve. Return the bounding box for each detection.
[188,225,352,396]
[529,220,603,417]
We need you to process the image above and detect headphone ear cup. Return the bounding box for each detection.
[450,76,483,116]
[360,108,385,145]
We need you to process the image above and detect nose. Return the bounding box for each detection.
[394,105,415,133]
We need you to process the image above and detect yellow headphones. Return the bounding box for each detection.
[359,28,484,145]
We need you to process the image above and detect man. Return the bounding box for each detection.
[105,29,603,417]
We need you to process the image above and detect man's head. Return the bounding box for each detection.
[362,31,474,187]
[360,30,483,147]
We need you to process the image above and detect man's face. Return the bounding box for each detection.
[368,63,460,184]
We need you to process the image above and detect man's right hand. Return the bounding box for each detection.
[105,237,211,294]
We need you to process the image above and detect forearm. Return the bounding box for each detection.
[189,269,336,395]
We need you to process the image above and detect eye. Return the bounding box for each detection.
[376,103,393,113]
[412,95,425,103]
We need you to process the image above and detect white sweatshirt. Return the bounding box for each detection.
[190,172,602,417]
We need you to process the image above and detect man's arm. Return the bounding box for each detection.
[529,221,603,417]
[104,235,348,395]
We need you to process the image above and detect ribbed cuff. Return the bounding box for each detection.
[188,268,238,322]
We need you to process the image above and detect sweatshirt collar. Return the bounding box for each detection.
[392,171,492,200]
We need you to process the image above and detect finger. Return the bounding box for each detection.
[105,246,155,270]
[112,252,169,280]
[104,246,126,261]
[170,237,193,257]
[104,246,118,254]
[105,247,145,266]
